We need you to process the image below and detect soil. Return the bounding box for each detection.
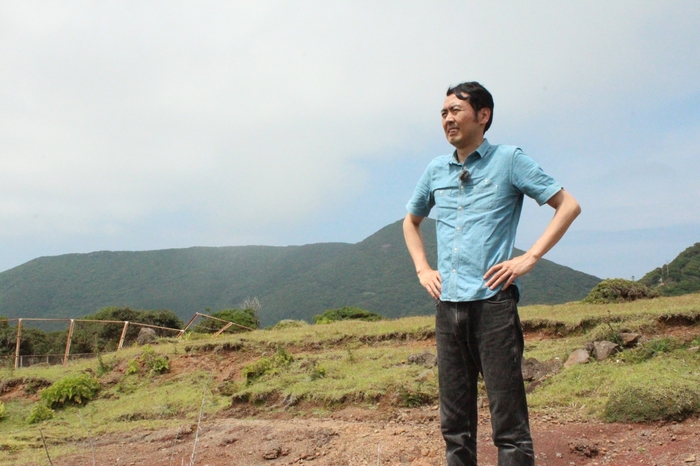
[15,406,699,466]
[4,327,700,465]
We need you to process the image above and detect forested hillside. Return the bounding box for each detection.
[639,242,700,296]
[0,219,601,326]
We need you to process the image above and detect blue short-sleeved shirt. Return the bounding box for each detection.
[406,139,562,302]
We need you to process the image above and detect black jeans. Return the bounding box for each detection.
[436,288,534,466]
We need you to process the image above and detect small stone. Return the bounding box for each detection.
[593,341,620,360]
[619,332,641,347]
[685,454,696,463]
[565,349,590,367]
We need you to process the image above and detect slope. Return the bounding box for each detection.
[0,219,601,326]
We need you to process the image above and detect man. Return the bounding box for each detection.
[403,81,580,466]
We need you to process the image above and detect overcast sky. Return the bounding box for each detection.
[1,1,699,280]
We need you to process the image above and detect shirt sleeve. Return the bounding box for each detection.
[511,149,562,206]
[406,166,434,217]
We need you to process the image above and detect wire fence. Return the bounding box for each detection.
[1,311,253,370]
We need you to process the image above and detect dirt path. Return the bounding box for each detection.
[13,407,696,466]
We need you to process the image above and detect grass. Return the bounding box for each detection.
[1,293,699,464]
[231,345,438,406]
[520,293,700,330]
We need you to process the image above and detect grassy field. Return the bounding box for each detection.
[1,293,699,463]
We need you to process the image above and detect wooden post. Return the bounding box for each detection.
[117,321,129,351]
[212,322,233,337]
[63,319,75,366]
[14,319,22,369]
[180,313,200,336]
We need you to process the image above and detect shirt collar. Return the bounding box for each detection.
[450,138,492,165]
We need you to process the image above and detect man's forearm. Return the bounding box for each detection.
[403,213,442,299]
[484,189,580,289]
[403,214,430,273]
[526,189,581,261]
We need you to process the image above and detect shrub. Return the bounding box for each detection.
[271,319,308,330]
[193,308,259,334]
[40,373,100,409]
[125,359,139,375]
[241,357,274,384]
[313,306,383,324]
[96,354,114,377]
[582,278,658,304]
[604,380,700,422]
[139,345,169,374]
[27,403,54,424]
[0,400,5,420]
[621,337,682,364]
[398,385,435,408]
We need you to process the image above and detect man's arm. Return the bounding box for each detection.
[403,213,442,299]
[484,189,581,290]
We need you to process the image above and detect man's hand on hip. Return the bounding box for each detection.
[418,269,442,300]
[484,253,538,290]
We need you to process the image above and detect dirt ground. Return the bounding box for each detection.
[7,404,693,466]
[5,326,700,465]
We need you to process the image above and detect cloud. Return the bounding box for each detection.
[0,1,699,277]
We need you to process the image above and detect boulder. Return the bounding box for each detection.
[136,327,157,346]
[619,332,641,347]
[593,341,620,360]
[564,349,590,368]
[521,357,562,382]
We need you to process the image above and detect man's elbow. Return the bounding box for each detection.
[565,193,582,219]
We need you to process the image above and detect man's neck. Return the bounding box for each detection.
[455,136,485,163]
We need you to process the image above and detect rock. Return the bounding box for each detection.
[619,332,641,347]
[262,444,281,459]
[564,349,590,368]
[593,341,620,360]
[685,454,696,463]
[136,327,157,346]
[408,352,437,367]
[688,346,699,353]
[521,357,562,382]
[416,369,435,382]
[569,439,599,457]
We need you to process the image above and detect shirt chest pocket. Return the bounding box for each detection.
[466,178,498,212]
[433,188,458,218]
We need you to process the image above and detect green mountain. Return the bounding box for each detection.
[0,219,601,326]
[639,242,700,296]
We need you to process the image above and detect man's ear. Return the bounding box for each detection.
[478,108,491,125]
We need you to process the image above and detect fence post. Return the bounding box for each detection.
[63,319,75,366]
[117,321,129,351]
[14,319,22,369]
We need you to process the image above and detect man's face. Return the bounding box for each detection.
[441,94,488,149]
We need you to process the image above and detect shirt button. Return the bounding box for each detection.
[458,206,463,210]
[452,269,456,273]
[460,185,464,190]
[456,227,461,231]
[454,248,458,252]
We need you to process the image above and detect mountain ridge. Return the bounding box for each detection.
[0,219,601,326]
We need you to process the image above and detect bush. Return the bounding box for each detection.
[27,403,54,424]
[313,306,383,324]
[271,319,308,330]
[140,345,169,374]
[604,380,700,422]
[241,357,274,384]
[582,279,658,304]
[621,337,683,364]
[194,308,259,334]
[40,373,100,409]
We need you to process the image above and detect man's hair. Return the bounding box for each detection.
[446,81,494,132]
